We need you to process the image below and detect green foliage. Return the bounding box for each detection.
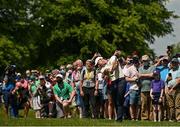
[0,0,176,71]
[0,36,29,68]
[172,42,180,55]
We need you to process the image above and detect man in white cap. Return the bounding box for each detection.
[53,74,75,118]
[138,55,155,120]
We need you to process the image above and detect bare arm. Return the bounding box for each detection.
[95,79,99,90]
[79,80,84,96]
[125,76,137,82]
[80,80,83,92]
[54,94,63,104]
[150,88,153,99]
[109,57,118,73]
[139,73,153,78]
[71,81,75,89]
[68,90,76,102]
[11,86,18,94]
[160,88,164,98]
[171,77,180,89]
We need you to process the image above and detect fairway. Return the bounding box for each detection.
[0,106,180,126]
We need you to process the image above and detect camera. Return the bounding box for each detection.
[118,57,124,64]
[4,65,16,83]
[168,73,172,77]
[167,46,172,50]
[5,65,16,76]
[129,60,134,64]
[132,57,139,64]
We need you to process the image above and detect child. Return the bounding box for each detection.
[150,70,165,122]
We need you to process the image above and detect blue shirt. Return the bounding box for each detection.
[3,82,15,92]
[151,80,165,93]
[156,66,169,81]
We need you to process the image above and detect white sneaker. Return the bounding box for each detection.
[79,114,82,118]
[67,115,72,118]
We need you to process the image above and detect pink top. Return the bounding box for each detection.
[16,79,29,89]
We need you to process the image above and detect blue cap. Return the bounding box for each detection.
[153,70,160,75]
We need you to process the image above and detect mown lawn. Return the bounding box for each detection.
[0,105,180,126]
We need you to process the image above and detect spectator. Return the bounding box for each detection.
[150,70,165,122]
[26,70,31,81]
[2,65,17,118]
[53,74,75,118]
[95,56,108,118]
[123,56,140,121]
[30,75,41,118]
[80,59,98,118]
[139,55,155,120]
[104,50,126,121]
[59,65,66,77]
[13,77,30,118]
[2,77,17,118]
[65,64,73,85]
[156,56,170,120]
[36,75,54,118]
[166,58,180,122]
[72,59,84,118]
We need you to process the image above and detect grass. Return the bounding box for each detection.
[0,105,180,126]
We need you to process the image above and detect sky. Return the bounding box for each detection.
[149,0,180,56]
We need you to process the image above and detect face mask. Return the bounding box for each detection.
[127,61,131,65]
[68,70,72,74]
[172,65,178,70]
[57,79,63,84]
[86,66,92,70]
[144,61,149,66]
[60,70,65,75]
[127,60,133,65]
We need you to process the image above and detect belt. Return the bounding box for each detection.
[119,77,125,80]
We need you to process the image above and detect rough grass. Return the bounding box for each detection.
[0,105,180,126]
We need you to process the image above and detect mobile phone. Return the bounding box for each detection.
[168,73,172,77]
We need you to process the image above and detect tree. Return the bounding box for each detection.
[35,0,175,64]
[0,0,176,70]
[0,0,41,70]
[172,42,180,56]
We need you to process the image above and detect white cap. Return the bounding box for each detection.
[56,74,63,79]
[95,57,103,66]
[17,73,21,76]
[26,70,30,74]
[142,55,150,61]
[66,64,73,69]
[39,75,45,79]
